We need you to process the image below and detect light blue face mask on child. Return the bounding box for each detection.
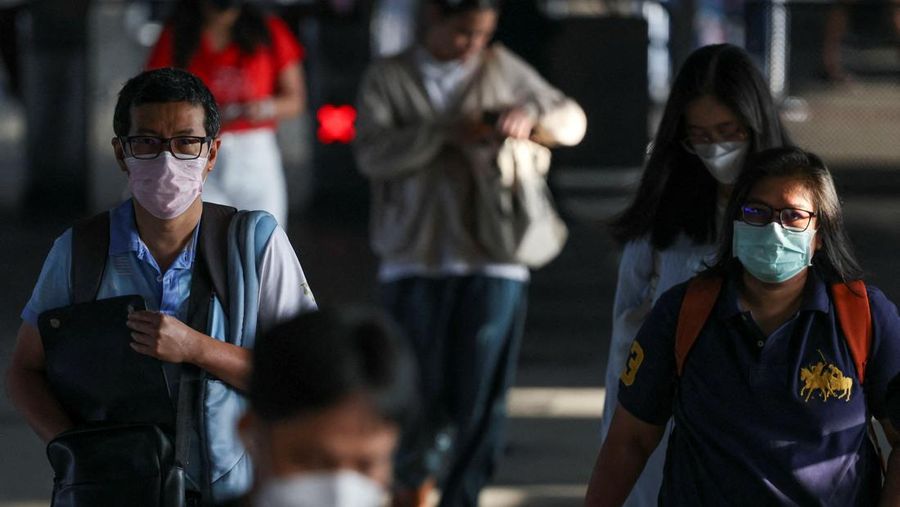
[732,221,816,283]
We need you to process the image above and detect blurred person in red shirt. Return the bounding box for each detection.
[147,0,306,226]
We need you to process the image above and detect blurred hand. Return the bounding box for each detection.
[220,103,244,122]
[496,107,536,139]
[127,311,203,364]
[243,99,277,122]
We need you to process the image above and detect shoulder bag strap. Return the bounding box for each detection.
[175,202,237,504]
[675,276,723,377]
[197,202,237,315]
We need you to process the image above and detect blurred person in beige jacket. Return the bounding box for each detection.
[353,1,585,505]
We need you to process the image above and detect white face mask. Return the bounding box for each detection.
[255,470,385,507]
[125,152,207,220]
[693,141,749,185]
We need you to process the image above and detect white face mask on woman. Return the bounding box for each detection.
[254,470,385,507]
[693,141,749,184]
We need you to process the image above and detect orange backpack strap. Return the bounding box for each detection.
[831,280,872,384]
[675,276,724,376]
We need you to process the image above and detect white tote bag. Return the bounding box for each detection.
[471,138,568,268]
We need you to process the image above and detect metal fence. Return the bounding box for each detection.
[752,0,900,170]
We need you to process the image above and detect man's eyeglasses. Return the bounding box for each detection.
[121,136,211,160]
[740,203,817,232]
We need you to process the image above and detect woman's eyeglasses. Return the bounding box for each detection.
[740,203,817,232]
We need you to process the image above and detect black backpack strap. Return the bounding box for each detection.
[174,362,204,500]
[177,201,236,505]
[196,202,236,316]
[71,211,111,304]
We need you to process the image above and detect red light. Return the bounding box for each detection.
[317,104,357,144]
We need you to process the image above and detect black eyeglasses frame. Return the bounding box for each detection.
[739,203,818,232]
[120,135,212,161]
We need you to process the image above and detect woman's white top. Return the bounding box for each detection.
[599,231,719,506]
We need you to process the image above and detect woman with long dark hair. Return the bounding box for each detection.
[147,0,305,226]
[598,43,790,506]
[587,147,900,505]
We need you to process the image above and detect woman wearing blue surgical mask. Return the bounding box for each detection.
[598,43,790,506]
[587,147,900,505]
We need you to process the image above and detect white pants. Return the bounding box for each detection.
[204,129,288,226]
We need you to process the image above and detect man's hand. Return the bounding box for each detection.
[127,311,202,364]
[450,106,537,147]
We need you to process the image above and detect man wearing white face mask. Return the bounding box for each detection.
[220,309,417,507]
[6,68,317,505]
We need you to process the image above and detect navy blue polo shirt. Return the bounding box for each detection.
[887,374,900,430]
[618,267,900,505]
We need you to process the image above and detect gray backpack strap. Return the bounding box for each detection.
[71,211,111,304]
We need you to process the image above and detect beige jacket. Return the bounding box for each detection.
[353,43,586,266]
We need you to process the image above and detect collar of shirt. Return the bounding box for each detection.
[415,45,467,77]
[414,45,481,112]
[108,199,199,275]
[717,264,831,321]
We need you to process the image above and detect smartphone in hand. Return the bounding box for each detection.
[481,110,501,127]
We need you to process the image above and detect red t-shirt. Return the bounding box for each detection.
[147,16,304,132]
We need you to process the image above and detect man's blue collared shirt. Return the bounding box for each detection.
[23,199,199,326]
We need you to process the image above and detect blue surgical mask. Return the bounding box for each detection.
[732,220,815,283]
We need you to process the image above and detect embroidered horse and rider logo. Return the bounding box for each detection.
[799,350,853,402]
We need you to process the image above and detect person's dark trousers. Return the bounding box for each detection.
[383,275,528,507]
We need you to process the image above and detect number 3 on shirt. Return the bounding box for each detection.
[621,341,644,386]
